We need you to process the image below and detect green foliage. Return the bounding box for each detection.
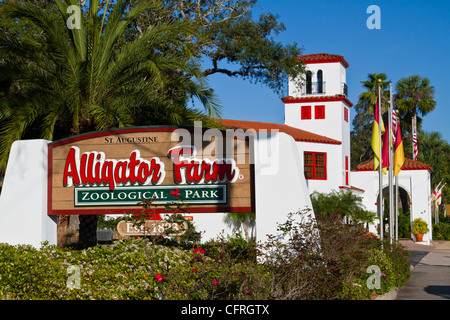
[359,73,391,109]
[412,218,429,235]
[0,209,411,300]
[433,219,450,240]
[261,210,410,300]
[310,190,377,228]
[398,212,411,238]
[417,131,450,204]
[395,75,436,130]
[128,0,306,95]
[351,73,439,167]
[0,0,221,174]
[0,240,195,299]
[97,215,125,231]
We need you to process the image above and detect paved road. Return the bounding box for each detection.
[396,240,450,300]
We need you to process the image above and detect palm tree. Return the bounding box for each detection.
[351,73,391,168]
[0,0,222,245]
[395,75,436,138]
[359,73,391,112]
[0,0,221,172]
[310,189,375,227]
[224,212,256,240]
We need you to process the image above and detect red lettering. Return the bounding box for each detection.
[150,158,163,184]
[63,147,80,186]
[114,160,128,184]
[137,162,150,184]
[128,151,140,184]
[101,160,115,190]
[62,147,164,190]
[168,146,239,184]
[94,153,102,184]
[84,153,96,184]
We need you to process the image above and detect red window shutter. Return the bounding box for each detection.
[344,107,349,122]
[315,105,325,119]
[301,106,311,119]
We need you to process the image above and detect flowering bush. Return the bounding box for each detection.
[0,210,410,300]
[0,239,195,300]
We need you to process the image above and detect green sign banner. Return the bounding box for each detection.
[74,185,226,207]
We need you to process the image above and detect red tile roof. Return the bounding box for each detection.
[339,185,365,193]
[219,119,342,145]
[355,158,432,172]
[297,53,349,68]
[282,94,353,107]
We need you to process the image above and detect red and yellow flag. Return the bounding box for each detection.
[371,98,385,170]
[393,120,405,176]
[381,129,390,175]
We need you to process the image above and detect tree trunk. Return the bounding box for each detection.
[79,215,98,244]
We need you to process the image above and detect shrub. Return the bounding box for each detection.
[0,240,196,300]
[412,218,429,234]
[433,222,450,240]
[257,210,410,300]
[0,210,411,300]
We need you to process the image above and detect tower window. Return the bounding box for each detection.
[301,106,312,119]
[306,71,312,94]
[304,152,327,180]
[344,107,349,122]
[317,70,323,94]
[315,105,325,119]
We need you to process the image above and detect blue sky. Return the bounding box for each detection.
[202,0,450,143]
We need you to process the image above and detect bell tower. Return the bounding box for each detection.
[282,53,352,188]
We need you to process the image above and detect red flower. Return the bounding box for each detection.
[192,269,198,273]
[170,189,180,197]
[193,248,206,255]
[154,274,166,282]
[212,280,218,286]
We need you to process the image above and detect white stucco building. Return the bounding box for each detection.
[221,52,433,242]
[0,52,433,247]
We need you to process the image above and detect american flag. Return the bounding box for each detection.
[413,131,418,160]
[392,110,397,145]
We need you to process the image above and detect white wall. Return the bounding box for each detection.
[0,135,315,247]
[154,132,315,244]
[254,132,315,243]
[351,169,432,243]
[285,100,346,142]
[295,142,344,194]
[288,61,346,97]
[0,140,57,248]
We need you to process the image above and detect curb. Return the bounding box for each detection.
[375,287,399,300]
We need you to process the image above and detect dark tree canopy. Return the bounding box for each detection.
[126,0,306,95]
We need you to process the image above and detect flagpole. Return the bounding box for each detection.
[378,82,384,243]
[412,118,415,160]
[395,175,399,241]
[389,84,394,244]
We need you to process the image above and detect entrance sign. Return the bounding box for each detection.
[48,127,254,215]
[74,185,227,206]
